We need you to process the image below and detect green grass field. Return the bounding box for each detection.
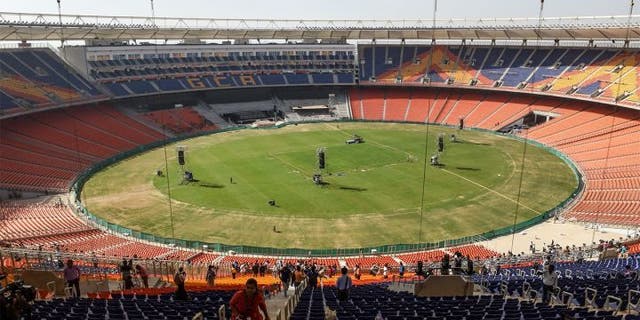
[82,122,577,249]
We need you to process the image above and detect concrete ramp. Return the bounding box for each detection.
[21,270,66,296]
[414,275,474,297]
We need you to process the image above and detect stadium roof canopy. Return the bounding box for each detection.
[1,12,640,42]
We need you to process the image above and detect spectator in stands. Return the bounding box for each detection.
[541,264,558,304]
[307,265,319,288]
[279,264,292,297]
[529,241,536,254]
[453,252,463,275]
[354,264,362,280]
[382,264,389,279]
[481,260,490,275]
[369,264,380,276]
[398,262,405,278]
[441,254,451,275]
[293,265,306,287]
[619,244,629,258]
[229,278,270,320]
[495,263,501,275]
[262,285,271,300]
[252,261,260,278]
[63,259,81,298]
[328,264,336,278]
[206,265,217,288]
[91,254,99,273]
[232,260,239,271]
[575,247,585,263]
[259,261,268,277]
[466,255,474,275]
[0,289,12,320]
[416,260,424,278]
[120,259,134,289]
[336,267,352,302]
[135,264,149,288]
[317,265,326,283]
[0,286,29,320]
[174,267,189,300]
[543,255,553,271]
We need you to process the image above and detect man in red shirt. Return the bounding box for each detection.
[229,278,270,320]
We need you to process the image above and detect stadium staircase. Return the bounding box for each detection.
[496,47,524,85]
[116,106,172,137]
[438,94,463,124]
[541,48,596,91]
[330,91,352,119]
[426,92,449,123]
[472,46,494,85]
[475,97,530,130]
[433,92,460,124]
[194,102,232,129]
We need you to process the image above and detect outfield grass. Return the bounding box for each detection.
[82,122,577,249]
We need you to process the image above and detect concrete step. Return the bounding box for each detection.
[265,285,295,319]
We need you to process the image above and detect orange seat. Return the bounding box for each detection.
[37,289,52,300]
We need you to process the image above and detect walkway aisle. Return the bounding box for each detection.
[266,285,294,319]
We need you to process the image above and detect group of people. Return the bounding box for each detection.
[51,234,640,312]
[440,252,474,276]
[230,260,273,279]
[227,266,356,320]
[229,259,344,281]
[61,258,151,299]
[119,258,149,289]
[207,236,640,320]
[277,262,325,297]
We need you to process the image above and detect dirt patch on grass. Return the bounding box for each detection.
[88,185,159,209]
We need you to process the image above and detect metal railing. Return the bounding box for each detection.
[2,12,640,30]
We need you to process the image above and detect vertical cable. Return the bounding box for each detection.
[150,0,176,240]
[424,0,438,83]
[590,0,634,246]
[417,0,438,244]
[57,0,64,49]
[509,129,530,252]
[509,0,545,253]
[417,103,432,244]
[162,115,176,240]
[0,118,3,230]
[625,0,635,44]
[56,0,82,174]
